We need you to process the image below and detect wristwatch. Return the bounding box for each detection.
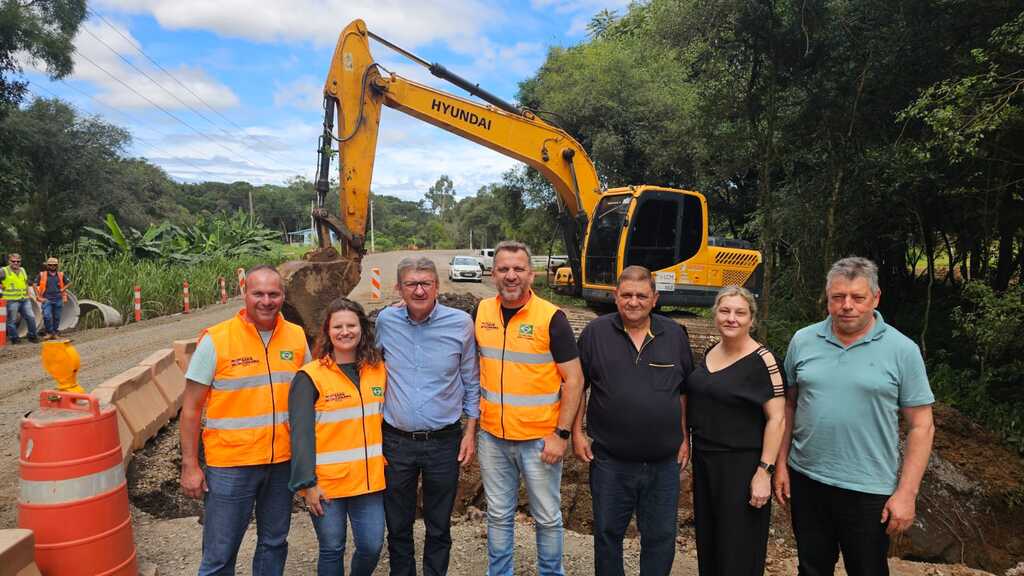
[758,461,776,475]
[555,427,571,440]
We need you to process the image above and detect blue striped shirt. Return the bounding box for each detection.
[375,302,480,431]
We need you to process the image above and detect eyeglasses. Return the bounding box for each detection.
[401,280,435,290]
[9,260,21,263]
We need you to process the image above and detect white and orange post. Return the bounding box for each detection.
[219,277,227,304]
[370,267,382,300]
[0,298,7,347]
[183,280,191,314]
[133,286,142,322]
[236,268,246,295]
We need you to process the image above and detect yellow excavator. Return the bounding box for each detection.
[280,19,762,334]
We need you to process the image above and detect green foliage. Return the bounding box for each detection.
[79,212,279,263]
[0,0,86,113]
[61,249,288,322]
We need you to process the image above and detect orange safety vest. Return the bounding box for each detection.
[475,292,563,440]
[301,358,386,498]
[201,310,307,467]
[37,271,66,301]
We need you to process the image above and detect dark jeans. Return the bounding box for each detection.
[589,443,680,576]
[310,492,385,576]
[5,298,37,342]
[42,298,62,334]
[382,423,461,576]
[199,462,292,576]
[789,468,891,576]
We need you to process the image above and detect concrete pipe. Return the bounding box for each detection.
[77,299,124,328]
[16,291,80,338]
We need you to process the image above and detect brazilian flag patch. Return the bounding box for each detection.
[518,324,534,337]
[280,350,294,361]
[371,386,384,397]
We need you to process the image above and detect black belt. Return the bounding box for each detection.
[383,421,461,441]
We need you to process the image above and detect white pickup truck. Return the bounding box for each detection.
[476,248,495,272]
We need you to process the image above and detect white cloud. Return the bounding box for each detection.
[71,19,239,110]
[273,76,322,111]
[94,0,501,49]
[529,0,631,36]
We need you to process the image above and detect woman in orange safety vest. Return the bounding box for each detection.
[289,297,386,576]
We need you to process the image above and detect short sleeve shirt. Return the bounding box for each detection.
[783,311,933,495]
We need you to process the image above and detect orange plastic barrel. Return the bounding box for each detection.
[18,390,138,576]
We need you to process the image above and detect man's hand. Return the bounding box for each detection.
[180,463,207,499]
[773,463,791,507]
[676,439,690,471]
[881,489,916,535]
[457,431,476,468]
[304,485,326,517]
[572,431,593,462]
[540,433,568,464]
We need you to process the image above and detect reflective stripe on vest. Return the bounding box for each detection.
[475,293,563,440]
[36,270,65,298]
[201,311,307,467]
[1,266,29,300]
[302,358,387,499]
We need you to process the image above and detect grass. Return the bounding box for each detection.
[63,248,290,322]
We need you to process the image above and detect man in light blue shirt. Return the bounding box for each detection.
[774,256,935,576]
[375,256,480,576]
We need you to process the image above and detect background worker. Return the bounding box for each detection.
[774,257,935,576]
[475,240,584,576]
[686,286,785,575]
[289,298,387,576]
[1,252,39,344]
[573,265,693,576]
[36,256,71,339]
[179,265,310,576]
[375,256,480,576]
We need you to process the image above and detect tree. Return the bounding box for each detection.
[424,175,456,217]
[0,0,87,115]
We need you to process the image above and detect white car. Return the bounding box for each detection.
[449,256,483,282]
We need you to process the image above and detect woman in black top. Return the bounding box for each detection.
[686,285,786,576]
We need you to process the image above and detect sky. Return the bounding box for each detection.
[23,0,629,204]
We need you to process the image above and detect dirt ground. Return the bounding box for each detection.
[2,249,1020,574]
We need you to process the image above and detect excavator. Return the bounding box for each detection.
[280,19,763,336]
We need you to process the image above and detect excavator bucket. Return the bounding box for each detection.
[279,246,362,342]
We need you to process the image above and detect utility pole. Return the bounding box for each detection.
[470,229,473,250]
[248,189,255,224]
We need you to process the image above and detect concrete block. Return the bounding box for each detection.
[94,365,170,451]
[91,389,134,465]
[173,338,199,374]
[0,529,42,576]
[139,349,185,418]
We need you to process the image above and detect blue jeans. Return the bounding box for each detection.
[5,298,37,342]
[590,444,680,576]
[477,430,564,576]
[310,492,385,576]
[382,424,461,576]
[42,299,62,334]
[199,462,292,576]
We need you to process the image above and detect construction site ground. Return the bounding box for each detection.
[1,249,1019,575]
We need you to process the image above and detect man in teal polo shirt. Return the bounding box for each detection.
[773,256,935,576]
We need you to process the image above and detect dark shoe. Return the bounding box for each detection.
[27,336,39,344]
[10,339,22,345]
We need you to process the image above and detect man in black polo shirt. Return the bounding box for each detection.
[573,265,694,576]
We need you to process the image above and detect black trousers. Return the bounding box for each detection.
[789,468,891,576]
[382,424,461,576]
[691,449,770,576]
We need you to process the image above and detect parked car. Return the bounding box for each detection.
[449,256,483,282]
[476,248,495,272]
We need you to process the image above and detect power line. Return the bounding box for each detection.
[82,10,293,167]
[72,47,262,164]
[26,81,259,182]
